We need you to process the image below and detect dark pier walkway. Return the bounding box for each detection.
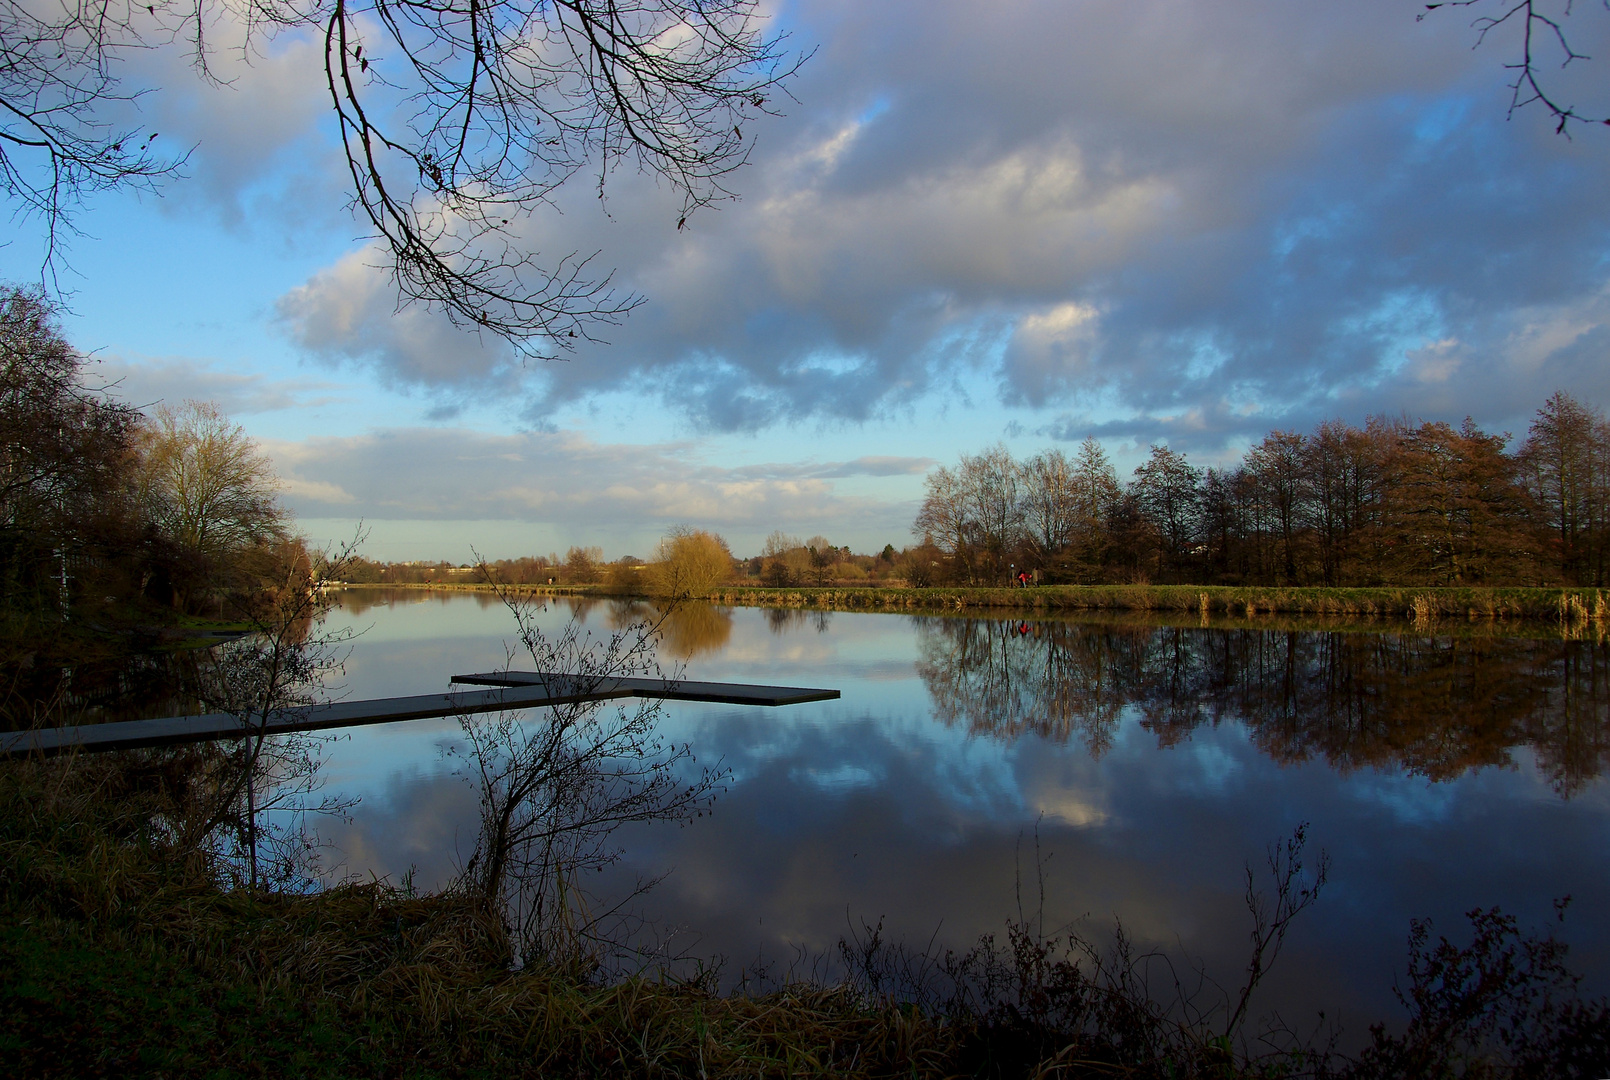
[0,672,839,757]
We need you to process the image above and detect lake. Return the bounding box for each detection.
[311,588,1610,1046]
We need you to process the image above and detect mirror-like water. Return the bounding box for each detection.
[314,589,1610,1046]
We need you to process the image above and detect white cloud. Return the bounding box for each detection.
[116,20,344,230]
[93,355,341,415]
[264,427,922,553]
[266,0,1610,448]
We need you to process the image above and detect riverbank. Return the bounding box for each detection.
[0,755,1333,1079]
[341,581,1610,625]
[5,665,1605,1076]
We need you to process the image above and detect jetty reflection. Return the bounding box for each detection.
[916,617,1610,795]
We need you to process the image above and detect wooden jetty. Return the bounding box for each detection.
[0,672,840,758]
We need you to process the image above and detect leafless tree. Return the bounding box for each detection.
[456,568,726,967]
[1130,443,1201,581]
[0,0,178,274]
[1020,448,1077,563]
[1519,390,1610,584]
[3,0,803,346]
[1243,430,1310,585]
[914,446,1027,584]
[186,533,364,890]
[0,282,142,652]
[1423,0,1610,135]
[136,399,288,611]
[648,524,731,598]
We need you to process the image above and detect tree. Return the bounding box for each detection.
[1383,419,1539,585]
[137,401,287,610]
[1244,430,1310,584]
[563,545,604,584]
[1422,1,1610,136]
[913,462,974,581]
[758,529,804,586]
[455,588,724,966]
[1070,437,1121,531]
[803,534,835,585]
[190,534,362,890]
[1199,466,1252,584]
[1059,436,1122,582]
[913,447,1028,584]
[647,526,730,598]
[958,445,1024,583]
[1519,391,1610,584]
[1130,444,1201,581]
[1020,448,1077,563]
[0,2,176,268]
[0,284,142,625]
[1303,419,1390,587]
[2,0,802,347]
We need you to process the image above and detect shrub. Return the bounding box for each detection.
[648,527,733,598]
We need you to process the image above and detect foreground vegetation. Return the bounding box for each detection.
[0,754,948,1078]
[4,752,1606,1079]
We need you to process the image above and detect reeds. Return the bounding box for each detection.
[6,751,1604,1078]
[0,751,1328,1078]
[0,752,967,1078]
[700,583,1610,626]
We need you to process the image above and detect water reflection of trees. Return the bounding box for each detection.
[916,619,1610,795]
[334,586,509,617]
[604,600,733,661]
[1,642,213,729]
[763,608,833,635]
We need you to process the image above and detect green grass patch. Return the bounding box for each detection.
[698,583,1610,624]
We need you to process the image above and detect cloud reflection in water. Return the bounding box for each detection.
[319,596,1610,1049]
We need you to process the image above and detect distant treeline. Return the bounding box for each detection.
[342,547,653,586]
[914,391,1610,588]
[341,537,913,589]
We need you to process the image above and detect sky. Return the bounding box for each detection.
[5,0,1610,561]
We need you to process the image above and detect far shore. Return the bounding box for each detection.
[334,580,1610,626]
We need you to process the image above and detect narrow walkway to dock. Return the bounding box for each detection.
[1,673,840,757]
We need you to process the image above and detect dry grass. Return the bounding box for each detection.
[5,751,1603,1077]
[0,752,970,1078]
[0,750,1352,1078]
[699,583,1610,625]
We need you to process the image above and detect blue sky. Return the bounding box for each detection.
[5,0,1610,561]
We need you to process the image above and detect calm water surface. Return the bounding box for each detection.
[313,589,1610,1044]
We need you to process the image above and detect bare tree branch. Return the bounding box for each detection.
[0,0,183,280]
[1,0,804,349]
[1423,0,1610,135]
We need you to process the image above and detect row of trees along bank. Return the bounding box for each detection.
[0,286,299,727]
[915,392,1610,588]
[342,535,910,590]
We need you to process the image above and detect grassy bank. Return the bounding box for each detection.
[0,755,959,1079]
[0,755,1340,1079]
[342,581,1610,624]
[702,584,1610,623]
[5,749,1605,1076]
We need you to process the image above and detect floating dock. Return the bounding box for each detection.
[0,672,840,757]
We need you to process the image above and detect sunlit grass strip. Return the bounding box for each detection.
[700,584,1610,622]
[335,580,1610,629]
